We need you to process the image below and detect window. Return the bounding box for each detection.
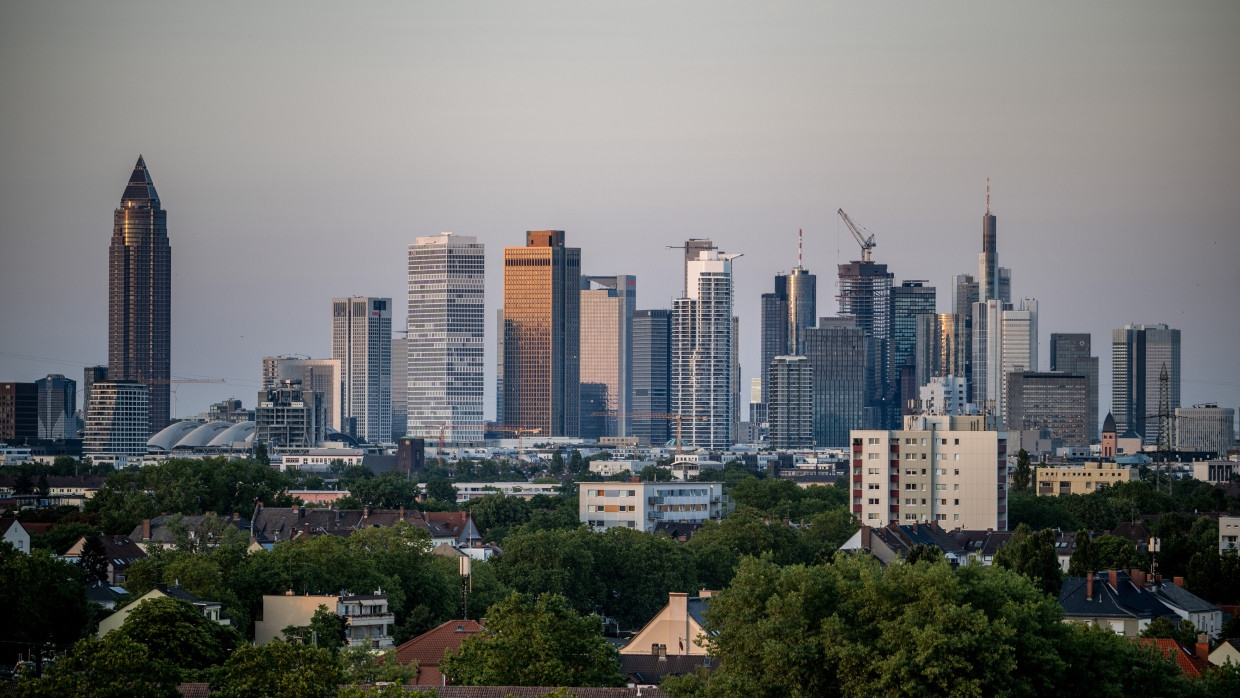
[954,438,959,445]
[954,454,960,461]
[954,484,960,491]
[867,513,879,520]
[935,484,946,490]
[954,499,959,505]
[940,499,947,505]
[935,514,947,521]
[905,498,917,505]
[954,469,960,475]
[868,453,879,460]
[921,453,927,460]
[868,467,880,474]
[921,438,927,445]
[869,498,880,505]
[937,468,946,476]
[587,505,596,512]
[868,483,880,490]
[954,514,960,521]
[867,437,880,444]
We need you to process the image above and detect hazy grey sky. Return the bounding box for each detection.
[2,1,1238,423]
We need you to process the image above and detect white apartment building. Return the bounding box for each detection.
[580,481,729,532]
[407,234,485,444]
[919,376,973,416]
[672,243,738,450]
[83,380,149,460]
[851,414,1007,530]
[1221,515,1240,555]
[1175,404,1235,455]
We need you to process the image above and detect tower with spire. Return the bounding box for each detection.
[108,155,171,435]
[759,230,816,410]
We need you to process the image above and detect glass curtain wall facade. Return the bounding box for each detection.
[768,356,813,449]
[837,260,893,428]
[805,318,867,446]
[84,380,149,456]
[331,297,392,443]
[890,281,936,415]
[1050,333,1100,440]
[632,309,671,446]
[1112,323,1181,445]
[35,374,76,440]
[109,156,171,435]
[580,275,636,439]
[407,234,485,444]
[261,358,343,433]
[502,231,581,437]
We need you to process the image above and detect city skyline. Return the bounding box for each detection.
[1,2,1238,424]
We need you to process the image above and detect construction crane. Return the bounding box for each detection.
[483,425,543,464]
[837,208,877,262]
[591,412,708,457]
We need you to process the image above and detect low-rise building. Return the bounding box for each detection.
[1058,570,1179,638]
[255,590,394,649]
[1,518,30,553]
[452,481,562,502]
[63,534,146,585]
[580,481,729,533]
[1175,404,1235,455]
[1192,460,1237,485]
[392,619,484,685]
[97,585,230,637]
[1036,461,1135,497]
[1220,515,1240,555]
[588,460,654,478]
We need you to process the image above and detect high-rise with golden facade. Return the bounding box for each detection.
[501,231,581,436]
[108,156,170,435]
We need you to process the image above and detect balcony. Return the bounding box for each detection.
[853,505,862,513]
[889,474,900,483]
[853,489,862,499]
[346,611,395,626]
[889,505,900,513]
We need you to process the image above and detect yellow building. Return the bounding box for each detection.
[1036,461,1134,496]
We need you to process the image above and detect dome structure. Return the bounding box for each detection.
[148,421,204,452]
[174,421,233,449]
[206,421,255,448]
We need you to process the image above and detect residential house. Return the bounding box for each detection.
[618,591,715,686]
[1058,570,1180,638]
[98,584,230,637]
[580,481,729,533]
[85,580,129,610]
[1151,580,1224,640]
[254,590,394,649]
[1035,462,1134,496]
[63,534,147,585]
[404,689,666,698]
[248,504,478,549]
[1220,515,1240,555]
[838,523,968,566]
[1,518,30,553]
[1208,638,1240,667]
[128,514,252,553]
[392,619,483,685]
[1136,637,1213,679]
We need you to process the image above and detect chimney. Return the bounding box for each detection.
[1173,576,1184,588]
[1197,634,1210,661]
[398,505,405,520]
[1155,573,1163,586]
[1086,573,1094,601]
[285,589,294,596]
[698,590,715,599]
[292,504,300,517]
[861,526,872,551]
[142,519,151,541]
[1131,569,1145,588]
[232,512,239,521]
[363,506,370,519]
[669,592,688,623]
[651,643,660,656]
[1108,570,1118,589]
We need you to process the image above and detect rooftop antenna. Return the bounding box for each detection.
[986,177,991,214]
[797,228,803,268]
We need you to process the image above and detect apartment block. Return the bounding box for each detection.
[851,414,1007,530]
[1035,462,1134,496]
[580,481,728,533]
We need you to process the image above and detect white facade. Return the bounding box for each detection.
[407,234,485,444]
[673,245,738,450]
[580,480,728,532]
[332,297,392,443]
[84,380,149,457]
[851,414,1007,530]
[919,376,973,416]
[1221,515,1240,555]
[1175,404,1235,454]
[972,298,1038,425]
[588,459,653,477]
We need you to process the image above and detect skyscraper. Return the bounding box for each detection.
[580,275,636,439]
[1050,333,1100,440]
[805,318,868,446]
[890,280,936,414]
[837,259,893,427]
[407,234,485,444]
[331,297,392,443]
[83,380,149,460]
[768,356,813,449]
[672,241,737,449]
[914,313,969,395]
[0,382,38,441]
[502,231,581,437]
[973,297,1038,426]
[82,366,108,420]
[109,156,171,435]
[1112,323,1181,445]
[390,336,407,441]
[760,260,816,406]
[35,374,76,440]
[1006,371,1090,446]
[632,309,671,446]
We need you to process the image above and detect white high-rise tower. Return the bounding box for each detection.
[407,234,485,444]
[331,296,392,443]
[672,242,738,449]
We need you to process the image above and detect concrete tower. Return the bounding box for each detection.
[331,297,392,443]
[672,241,737,449]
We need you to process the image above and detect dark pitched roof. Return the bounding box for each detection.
[249,506,426,543]
[1153,583,1221,614]
[85,580,128,604]
[687,597,711,630]
[1059,572,1180,621]
[98,535,147,567]
[121,155,160,205]
[155,584,219,607]
[1103,412,1116,434]
[654,521,705,542]
[129,514,251,544]
[620,654,712,684]
[1108,522,1151,544]
[392,619,483,667]
[176,683,210,698]
[949,529,1016,557]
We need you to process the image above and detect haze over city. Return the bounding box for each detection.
[2,1,1238,422]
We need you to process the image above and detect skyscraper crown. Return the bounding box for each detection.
[120,155,161,207]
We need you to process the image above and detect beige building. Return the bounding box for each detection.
[97,585,228,638]
[255,591,394,649]
[851,414,1007,531]
[1221,515,1240,555]
[580,481,728,533]
[1036,461,1135,496]
[620,591,714,656]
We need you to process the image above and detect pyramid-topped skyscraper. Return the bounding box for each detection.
[109,155,171,435]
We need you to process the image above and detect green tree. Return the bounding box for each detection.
[1012,449,1034,493]
[441,591,623,687]
[255,442,270,467]
[549,451,566,475]
[283,604,346,652]
[113,596,242,681]
[14,634,179,698]
[568,450,585,474]
[212,641,344,698]
[337,645,417,686]
[1140,616,1199,648]
[639,465,673,482]
[685,507,810,589]
[1091,534,1147,571]
[993,524,1063,596]
[1067,529,1097,577]
[465,492,530,539]
[1,543,89,671]
[78,534,110,584]
[425,475,458,505]
[803,508,859,561]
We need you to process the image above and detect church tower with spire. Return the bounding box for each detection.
[108,155,171,435]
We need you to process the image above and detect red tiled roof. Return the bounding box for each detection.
[1136,638,1212,678]
[177,682,210,698]
[392,619,483,685]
